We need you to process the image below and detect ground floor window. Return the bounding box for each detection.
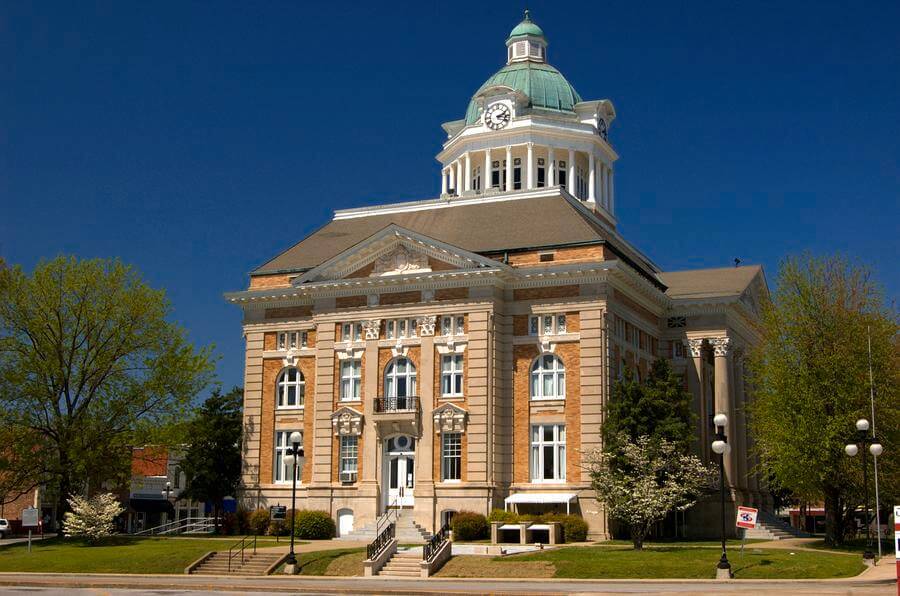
[441,432,462,481]
[531,424,565,482]
[339,435,358,481]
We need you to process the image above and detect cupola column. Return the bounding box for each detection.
[526,142,535,189]
[464,152,472,192]
[609,168,615,213]
[588,152,596,203]
[600,164,607,208]
[441,168,448,196]
[448,164,456,195]
[455,160,462,195]
[484,148,492,191]
[505,146,513,192]
[548,146,556,186]
[568,149,576,195]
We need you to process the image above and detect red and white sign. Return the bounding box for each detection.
[894,505,899,593]
[736,506,759,530]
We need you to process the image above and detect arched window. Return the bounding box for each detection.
[384,357,417,410]
[276,367,304,409]
[530,354,565,400]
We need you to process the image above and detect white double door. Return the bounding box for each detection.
[387,454,414,507]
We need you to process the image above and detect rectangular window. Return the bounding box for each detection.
[441,315,465,336]
[274,430,301,484]
[278,333,286,350]
[529,313,567,336]
[386,318,417,339]
[339,436,358,478]
[530,424,565,483]
[341,322,363,342]
[442,432,462,481]
[340,359,362,401]
[441,354,464,397]
[558,161,567,188]
[513,158,522,190]
[537,157,546,187]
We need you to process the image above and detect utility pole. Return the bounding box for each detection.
[867,326,882,558]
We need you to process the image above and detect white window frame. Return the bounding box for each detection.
[276,367,305,409]
[385,318,418,340]
[441,354,464,397]
[441,432,462,482]
[340,358,362,401]
[341,322,364,342]
[339,435,358,476]
[530,424,566,483]
[277,331,308,351]
[274,430,302,484]
[441,315,466,336]
[384,357,417,397]
[529,313,567,336]
[530,354,566,400]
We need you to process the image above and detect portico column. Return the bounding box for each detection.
[686,338,706,458]
[711,336,736,488]
[609,168,615,213]
[588,152,596,203]
[505,145,513,192]
[464,152,472,192]
[548,146,556,186]
[484,148,492,191]
[526,142,535,189]
[441,168,448,195]
[568,149,576,195]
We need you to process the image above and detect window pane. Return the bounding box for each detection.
[531,445,539,479]
[557,372,565,397]
[341,379,350,399]
[456,316,465,333]
[287,386,296,406]
[543,374,553,397]
[544,316,553,335]
[278,333,285,350]
[557,315,566,333]
[543,426,554,441]
[531,372,539,398]
[559,425,565,442]
[543,445,554,479]
[530,316,538,335]
[559,446,566,480]
[454,375,462,394]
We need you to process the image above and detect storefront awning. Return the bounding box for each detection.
[504,492,577,513]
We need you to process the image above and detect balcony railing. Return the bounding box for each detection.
[374,395,420,414]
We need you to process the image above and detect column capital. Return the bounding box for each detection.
[686,338,704,358]
[710,336,732,357]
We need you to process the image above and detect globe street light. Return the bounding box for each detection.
[711,413,731,580]
[283,431,304,574]
[845,418,882,564]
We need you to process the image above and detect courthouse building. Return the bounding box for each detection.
[226,12,769,539]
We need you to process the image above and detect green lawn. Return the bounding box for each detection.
[295,547,365,576]
[0,536,281,574]
[437,545,866,580]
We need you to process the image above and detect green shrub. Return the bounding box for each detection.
[450,510,488,541]
[546,514,589,542]
[221,512,239,535]
[235,508,251,535]
[268,509,296,536]
[487,508,519,523]
[292,510,335,540]
[248,508,270,536]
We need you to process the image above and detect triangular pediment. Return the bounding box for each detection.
[294,225,507,284]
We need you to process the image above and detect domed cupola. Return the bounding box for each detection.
[506,10,547,63]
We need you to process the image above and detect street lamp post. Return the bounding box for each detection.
[161,481,173,526]
[711,413,732,580]
[282,431,304,575]
[844,418,883,565]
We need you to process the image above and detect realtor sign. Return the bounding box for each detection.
[736,506,759,530]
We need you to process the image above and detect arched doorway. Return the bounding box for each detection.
[384,434,415,508]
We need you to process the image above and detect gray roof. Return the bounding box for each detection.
[255,194,655,278]
[660,265,762,300]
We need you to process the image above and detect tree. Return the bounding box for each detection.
[587,436,713,549]
[747,254,899,547]
[178,387,243,532]
[63,493,125,544]
[0,256,215,519]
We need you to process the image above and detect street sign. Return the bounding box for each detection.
[736,506,759,530]
[270,505,287,521]
[21,507,39,528]
[894,505,899,593]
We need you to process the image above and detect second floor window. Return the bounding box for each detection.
[385,357,417,397]
[276,367,304,408]
[341,322,363,342]
[531,354,566,400]
[441,354,463,397]
[386,318,417,339]
[277,331,308,350]
[529,314,566,336]
[441,315,466,336]
[340,359,362,401]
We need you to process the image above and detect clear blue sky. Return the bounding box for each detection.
[3,1,898,392]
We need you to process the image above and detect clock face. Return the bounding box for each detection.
[597,118,608,140]
[483,103,511,130]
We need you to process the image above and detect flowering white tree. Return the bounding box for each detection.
[587,435,715,549]
[63,493,124,544]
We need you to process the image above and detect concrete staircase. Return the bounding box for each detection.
[189,551,283,575]
[743,513,813,540]
[378,549,422,577]
[339,514,431,542]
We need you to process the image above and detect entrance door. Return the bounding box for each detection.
[385,435,415,508]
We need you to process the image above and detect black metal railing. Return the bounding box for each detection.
[374,395,419,413]
[366,522,395,560]
[423,522,450,562]
[227,535,257,572]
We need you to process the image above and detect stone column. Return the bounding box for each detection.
[609,167,615,213]
[526,142,535,189]
[568,149,576,195]
[441,168,448,195]
[505,145,513,192]
[548,146,556,186]
[484,148,492,191]
[686,338,706,458]
[711,336,736,487]
[588,152,596,203]
[464,152,472,192]
[454,160,461,195]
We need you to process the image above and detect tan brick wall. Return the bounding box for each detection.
[505,245,608,266]
[612,289,658,326]
[249,273,293,289]
[380,290,422,306]
[263,332,277,351]
[336,295,367,309]
[265,306,312,319]
[259,356,315,485]
[435,287,468,301]
[513,285,580,301]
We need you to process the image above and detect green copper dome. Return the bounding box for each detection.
[507,11,545,40]
[464,62,582,125]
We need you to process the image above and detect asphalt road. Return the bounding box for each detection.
[0,574,893,595]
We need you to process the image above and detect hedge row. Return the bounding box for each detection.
[221,508,335,539]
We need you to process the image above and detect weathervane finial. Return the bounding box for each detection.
[524,9,531,21]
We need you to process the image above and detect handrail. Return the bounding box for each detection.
[376,494,402,536]
[133,516,215,536]
[374,395,420,413]
[366,522,395,561]
[423,522,450,562]
[227,535,257,572]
